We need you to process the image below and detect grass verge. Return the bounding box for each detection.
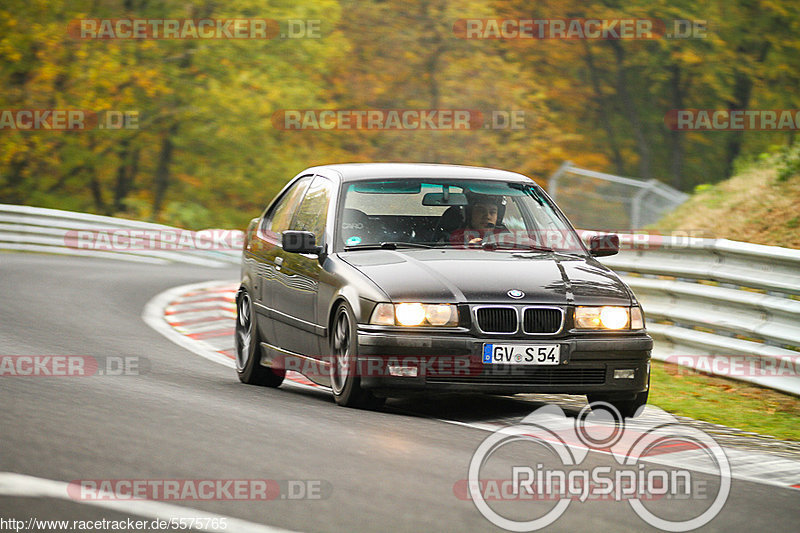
[649,360,800,441]
[654,157,800,249]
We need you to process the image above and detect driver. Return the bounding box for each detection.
[449,192,508,246]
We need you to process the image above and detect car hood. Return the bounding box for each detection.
[339,249,632,305]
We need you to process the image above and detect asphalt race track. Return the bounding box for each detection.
[1,252,798,532]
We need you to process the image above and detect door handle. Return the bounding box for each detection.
[275,256,284,271]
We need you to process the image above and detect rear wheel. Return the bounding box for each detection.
[330,303,384,409]
[235,289,284,387]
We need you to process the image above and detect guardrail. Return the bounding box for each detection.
[593,233,800,396]
[0,204,241,268]
[3,203,798,395]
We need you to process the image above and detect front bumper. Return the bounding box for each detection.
[356,329,652,396]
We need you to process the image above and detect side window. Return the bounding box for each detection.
[290,177,334,243]
[261,176,313,236]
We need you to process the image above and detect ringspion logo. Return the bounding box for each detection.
[463,404,730,531]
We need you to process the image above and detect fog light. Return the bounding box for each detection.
[614,369,636,379]
[388,365,418,377]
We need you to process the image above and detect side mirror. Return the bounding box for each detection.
[282,230,322,255]
[589,233,619,257]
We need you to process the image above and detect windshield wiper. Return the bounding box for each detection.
[343,242,433,251]
[426,241,554,252]
[509,247,589,259]
[483,241,554,252]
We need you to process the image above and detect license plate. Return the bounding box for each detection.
[482,344,561,365]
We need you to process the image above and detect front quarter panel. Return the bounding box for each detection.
[320,253,390,331]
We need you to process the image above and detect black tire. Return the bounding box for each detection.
[329,303,385,409]
[235,289,284,387]
[587,390,648,419]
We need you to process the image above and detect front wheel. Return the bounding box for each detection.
[330,303,384,409]
[235,289,284,387]
[587,390,648,419]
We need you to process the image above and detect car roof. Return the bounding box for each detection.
[305,163,534,183]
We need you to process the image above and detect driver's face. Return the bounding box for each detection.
[470,202,498,229]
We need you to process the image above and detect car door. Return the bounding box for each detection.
[251,175,313,343]
[271,175,334,357]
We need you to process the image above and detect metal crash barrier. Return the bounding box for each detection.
[593,232,800,396]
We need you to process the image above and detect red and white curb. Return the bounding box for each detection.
[144,281,800,492]
[142,280,319,389]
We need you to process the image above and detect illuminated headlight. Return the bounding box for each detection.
[574,306,630,330]
[396,303,426,326]
[369,303,458,327]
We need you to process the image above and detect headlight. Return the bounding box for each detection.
[370,303,458,327]
[395,303,426,326]
[574,306,636,330]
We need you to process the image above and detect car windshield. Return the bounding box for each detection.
[338,179,586,253]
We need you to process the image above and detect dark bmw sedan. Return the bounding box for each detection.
[236,163,652,416]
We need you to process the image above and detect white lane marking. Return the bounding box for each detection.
[148,282,800,492]
[0,472,299,533]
